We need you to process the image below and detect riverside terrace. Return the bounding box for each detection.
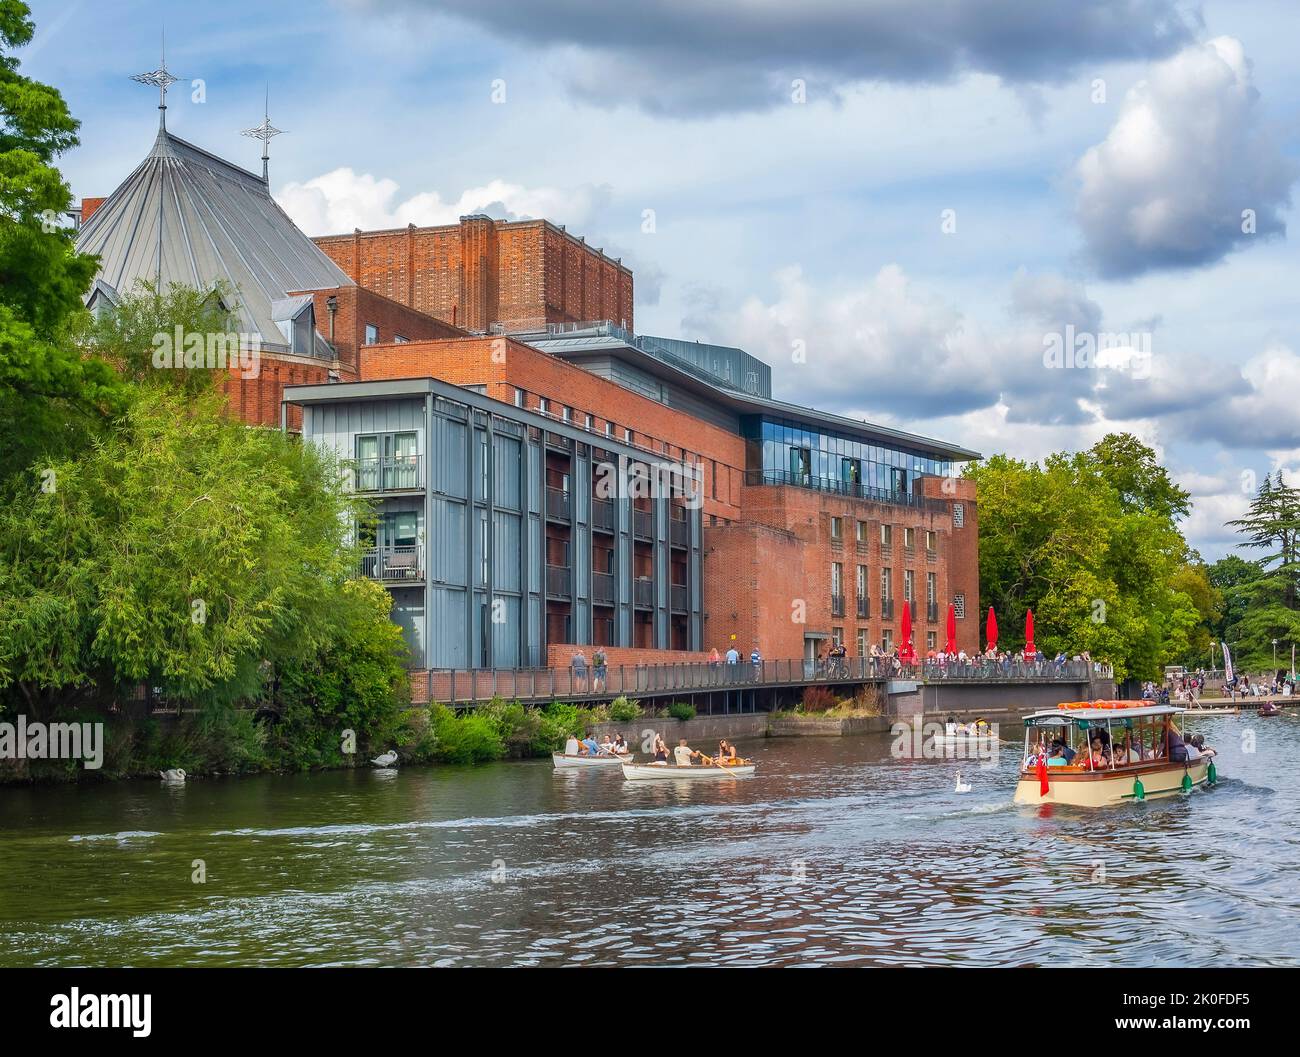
[416,657,1114,713]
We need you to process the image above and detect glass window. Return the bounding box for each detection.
[364,323,379,345]
[856,520,869,542]
[830,516,842,539]
[881,524,892,547]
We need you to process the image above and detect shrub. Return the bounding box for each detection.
[667,701,696,721]
[428,703,505,765]
[609,696,641,722]
[800,686,838,713]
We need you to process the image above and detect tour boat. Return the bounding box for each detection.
[621,760,756,781]
[552,751,633,769]
[1013,701,1218,808]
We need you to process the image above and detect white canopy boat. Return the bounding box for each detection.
[622,760,755,781]
[552,751,633,769]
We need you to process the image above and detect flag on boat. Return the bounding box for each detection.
[1036,752,1049,797]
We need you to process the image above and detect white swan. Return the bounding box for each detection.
[954,772,971,793]
[370,751,398,767]
[159,768,187,783]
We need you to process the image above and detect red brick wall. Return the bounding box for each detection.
[314,217,633,334]
[80,197,106,225]
[359,334,747,523]
[219,355,334,429]
[703,521,807,659]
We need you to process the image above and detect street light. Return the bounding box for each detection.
[1273,638,1279,667]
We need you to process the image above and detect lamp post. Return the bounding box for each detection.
[1273,639,1279,668]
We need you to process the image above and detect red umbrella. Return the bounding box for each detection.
[986,606,998,652]
[1024,608,1036,659]
[899,600,914,664]
[944,603,957,655]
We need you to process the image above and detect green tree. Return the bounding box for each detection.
[1223,472,1300,669]
[0,1,126,483]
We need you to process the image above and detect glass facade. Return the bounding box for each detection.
[741,415,955,502]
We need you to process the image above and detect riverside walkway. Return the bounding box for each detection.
[417,658,1107,709]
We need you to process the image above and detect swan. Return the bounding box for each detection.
[370,751,398,767]
[954,772,971,793]
[159,768,187,783]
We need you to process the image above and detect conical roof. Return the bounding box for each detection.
[76,127,352,347]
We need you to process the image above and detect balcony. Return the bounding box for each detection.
[633,577,654,609]
[880,598,895,620]
[669,516,689,548]
[670,583,688,612]
[633,508,654,541]
[354,455,422,493]
[857,596,870,620]
[592,570,615,605]
[743,468,949,513]
[592,497,615,533]
[360,546,423,582]
[545,564,572,599]
[545,487,571,522]
[830,593,845,617]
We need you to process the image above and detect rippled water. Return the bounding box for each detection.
[1,714,1296,966]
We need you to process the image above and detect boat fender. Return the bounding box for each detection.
[1181,771,1193,793]
[1207,760,1217,786]
[1132,776,1145,801]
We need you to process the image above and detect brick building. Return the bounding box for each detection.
[79,123,980,671]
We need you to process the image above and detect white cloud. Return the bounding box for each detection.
[1074,36,1296,277]
[276,167,611,236]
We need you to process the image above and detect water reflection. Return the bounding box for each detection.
[0,716,1295,966]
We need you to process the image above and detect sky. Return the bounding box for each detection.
[23,0,1300,561]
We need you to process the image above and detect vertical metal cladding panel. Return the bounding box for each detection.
[429,496,467,586]
[430,415,467,497]
[492,510,522,593]
[528,514,543,596]
[389,587,425,667]
[473,430,489,504]
[427,585,467,668]
[526,437,543,515]
[690,504,703,649]
[492,594,521,667]
[655,495,668,647]
[527,594,543,667]
[573,449,590,525]
[493,433,522,510]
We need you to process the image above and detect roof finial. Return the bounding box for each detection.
[241,85,284,184]
[132,27,180,131]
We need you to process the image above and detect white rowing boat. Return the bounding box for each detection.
[552,752,632,769]
[621,761,755,781]
[931,732,999,748]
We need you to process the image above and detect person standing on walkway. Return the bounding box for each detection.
[571,649,588,692]
[750,645,763,681]
[725,645,740,682]
[592,646,607,692]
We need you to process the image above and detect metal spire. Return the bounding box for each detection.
[131,28,180,131]
[241,86,284,183]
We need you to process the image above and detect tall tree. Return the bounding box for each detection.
[0,0,126,484]
[1224,472,1300,669]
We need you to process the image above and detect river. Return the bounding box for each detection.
[2,714,1296,967]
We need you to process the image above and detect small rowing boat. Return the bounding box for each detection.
[552,752,632,769]
[1184,706,1239,716]
[931,731,999,748]
[622,760,755,781]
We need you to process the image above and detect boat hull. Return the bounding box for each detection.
[552,752,632,769]
[622,762,755,781]
[931,733,999,748]
[1014,760,1212,807]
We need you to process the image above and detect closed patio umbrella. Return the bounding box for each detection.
[986,606,998,652]
[944,603,957,655]
[1024,608,1036,659]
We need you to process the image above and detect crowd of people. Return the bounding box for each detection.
[563,731,629,757]
[1025,717,1216,771]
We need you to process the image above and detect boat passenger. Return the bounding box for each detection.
[1085,737,1110,769]
[717,739,737,761]
[613,733,629,755]
[653,735,670,763]
[945,715,958,737]
[599,734,615,754]
[1046,745,1070,767]
[1050,738,1076,764]
[674,739,699,767]
[1159,718,1188,762]
[564,735,580,756]
[582,733,601,756]
[1190,733,1216,758]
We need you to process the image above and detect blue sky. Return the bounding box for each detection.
[23,0,1300,560]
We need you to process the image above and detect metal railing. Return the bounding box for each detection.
[545,486,571,521]
[830,593,845,617]
[592,571,615,604]
[669,517,689,547]
[633,508,653,540]
[926,602,939,622]
[420,656,1110,706]
[353,455,422,493]
[670,583,688,612]
[744,469,949,512]
[545,564,572,598]
[857,597,870,619]
[359,545,422,581]
[592,497,615,532]
[633,577,654,608]
[880,598,895,620]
